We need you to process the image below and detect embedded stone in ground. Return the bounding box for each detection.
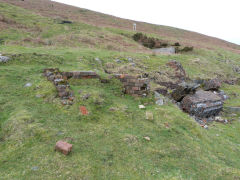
[55,140,73,155]
[181,90,223,118]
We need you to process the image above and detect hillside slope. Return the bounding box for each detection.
[1,1,240,179]
[1,0,240,53]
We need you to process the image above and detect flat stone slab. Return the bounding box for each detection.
[181,90,223,118]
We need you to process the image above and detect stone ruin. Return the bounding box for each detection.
[181,90,223,118]
[43,68,150,104]
[115,74,150,97]
[152,60,228,125]
[43,68,98,105]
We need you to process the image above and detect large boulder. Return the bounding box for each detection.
[181,90,223,118]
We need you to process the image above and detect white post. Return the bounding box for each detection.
[133,23,136,31]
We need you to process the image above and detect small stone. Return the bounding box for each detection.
[115,59,122,63]
[144,136,151,141]
[109,107,117,112]
[156,99,164,106]
[139,105,145,109]
[127,57,133,62]
[82,93,91,100]
[95,57,102,63]
[36,94,42,98]
[0,55,10,63]
[31,166,39,171]
[146,111,153,120]
[55,140,73,155]
[204,125,208,129]
[216,134,219,137]
[24,83,32,87]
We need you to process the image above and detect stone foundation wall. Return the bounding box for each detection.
[115,74,150,97]
[43,68,98,105]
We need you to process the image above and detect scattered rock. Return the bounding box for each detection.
[35,94,42,98]
[139,105,146,109]
[95,57,102,63]
[115,59,122,63]
[0,55,10,63]
[31,166,39,171]
[144,136,151,141]
[55,140,73,155]
[204,125,208,129]
[127,57,133,62]
[146,111,153,120]
[24,83,32,87]
[215,116,225,123]
[82,93,91,100]
[109,107,117,112]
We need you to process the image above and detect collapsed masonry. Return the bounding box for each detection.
[181,90,223,118]
[115,74,150,97]
[152,60,227,123]
[43,68,98,105]
[43,68,149,104]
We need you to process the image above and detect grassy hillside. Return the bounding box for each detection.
[1,1,240,179]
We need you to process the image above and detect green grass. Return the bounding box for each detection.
[1,2,240,179]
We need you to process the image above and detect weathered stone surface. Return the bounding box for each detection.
[55,140,72,155]
[171,82,200,102]
[204,79,221,91]
[181,90,223,118]
[0,55,10,63]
